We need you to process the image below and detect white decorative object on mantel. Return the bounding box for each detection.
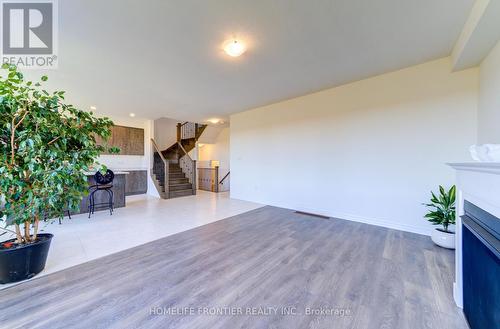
[447,162,500,308]
[469,144,500,162]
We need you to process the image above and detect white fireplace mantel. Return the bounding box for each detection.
[448,162,500,175]
[448,162,500,308]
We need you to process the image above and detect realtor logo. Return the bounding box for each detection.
[1,0,58,68]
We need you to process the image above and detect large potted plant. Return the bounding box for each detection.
[0,64,115,284]
[423,185,456,249]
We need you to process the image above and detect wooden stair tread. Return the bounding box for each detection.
[169,178,189,183]
[169,189,194,198]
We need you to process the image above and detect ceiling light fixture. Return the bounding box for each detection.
[208,118,220,124]
[223,39,246,57]
[90,106,97,110]
[129,113,136,117]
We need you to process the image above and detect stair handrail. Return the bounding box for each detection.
[219,171,230,185]
[176,141,190,158]
[151,138,169,196]
[177,141,196,195]
[151,138,167,161]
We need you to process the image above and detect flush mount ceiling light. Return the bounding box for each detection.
[208,118,221,124]
[129,113,136,117]
[89,106,97,110]
[223,39,246,57]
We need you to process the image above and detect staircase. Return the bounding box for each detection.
[151,122,207,199]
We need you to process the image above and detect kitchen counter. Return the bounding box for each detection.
[72,172,127,215]
[84,171,130,175]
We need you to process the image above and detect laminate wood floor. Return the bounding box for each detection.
[0,206,468,329]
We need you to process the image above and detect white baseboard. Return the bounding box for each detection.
[230,194,432,236]
[324,210,432,236]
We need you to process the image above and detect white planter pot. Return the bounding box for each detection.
[431,228,455,249]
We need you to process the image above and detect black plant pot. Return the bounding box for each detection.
[0,233,53,284]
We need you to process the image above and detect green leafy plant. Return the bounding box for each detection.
[0,64,117,245]
[423,185,456,233]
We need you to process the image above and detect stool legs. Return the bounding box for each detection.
[58,210,72,224]
[104,189,113,215]
[109,189,114,215]
[88,188,114,218]
[88,189,94,218]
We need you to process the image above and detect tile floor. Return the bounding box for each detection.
[0,191,263,290]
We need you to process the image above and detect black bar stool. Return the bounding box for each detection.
[88,169,114,218]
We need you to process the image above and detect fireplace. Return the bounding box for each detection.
[462,201,500,329]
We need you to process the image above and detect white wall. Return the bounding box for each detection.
[153,117,178,150]
[478,40,500,143]
[198,127,230,171]
[198,126,226,144]
[198,127,230,190]
[230,58,478,235]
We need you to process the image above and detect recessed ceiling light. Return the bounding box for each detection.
[208,118,220,124]
[223,39,246,57]
[129,113,136,117]
[90,106,97,110]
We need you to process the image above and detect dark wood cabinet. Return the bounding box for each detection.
[127,128,144,155]
[73,173,127,215]
[125,170,148,196]
[96,125,145,155]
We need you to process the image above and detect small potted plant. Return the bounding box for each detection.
[0,64,115,284]
[423,185,456,249]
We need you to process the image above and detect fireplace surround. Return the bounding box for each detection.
[449,162,500,328]
[462,201,499,329]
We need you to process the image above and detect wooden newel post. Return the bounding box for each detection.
[214,166,219,193]
[164,159,169,198]
[192,160,197,195]
[176,123,182,142]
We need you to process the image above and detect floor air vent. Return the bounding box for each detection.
[294,211,330,219]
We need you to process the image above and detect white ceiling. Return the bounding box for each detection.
[25,0,474,122]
